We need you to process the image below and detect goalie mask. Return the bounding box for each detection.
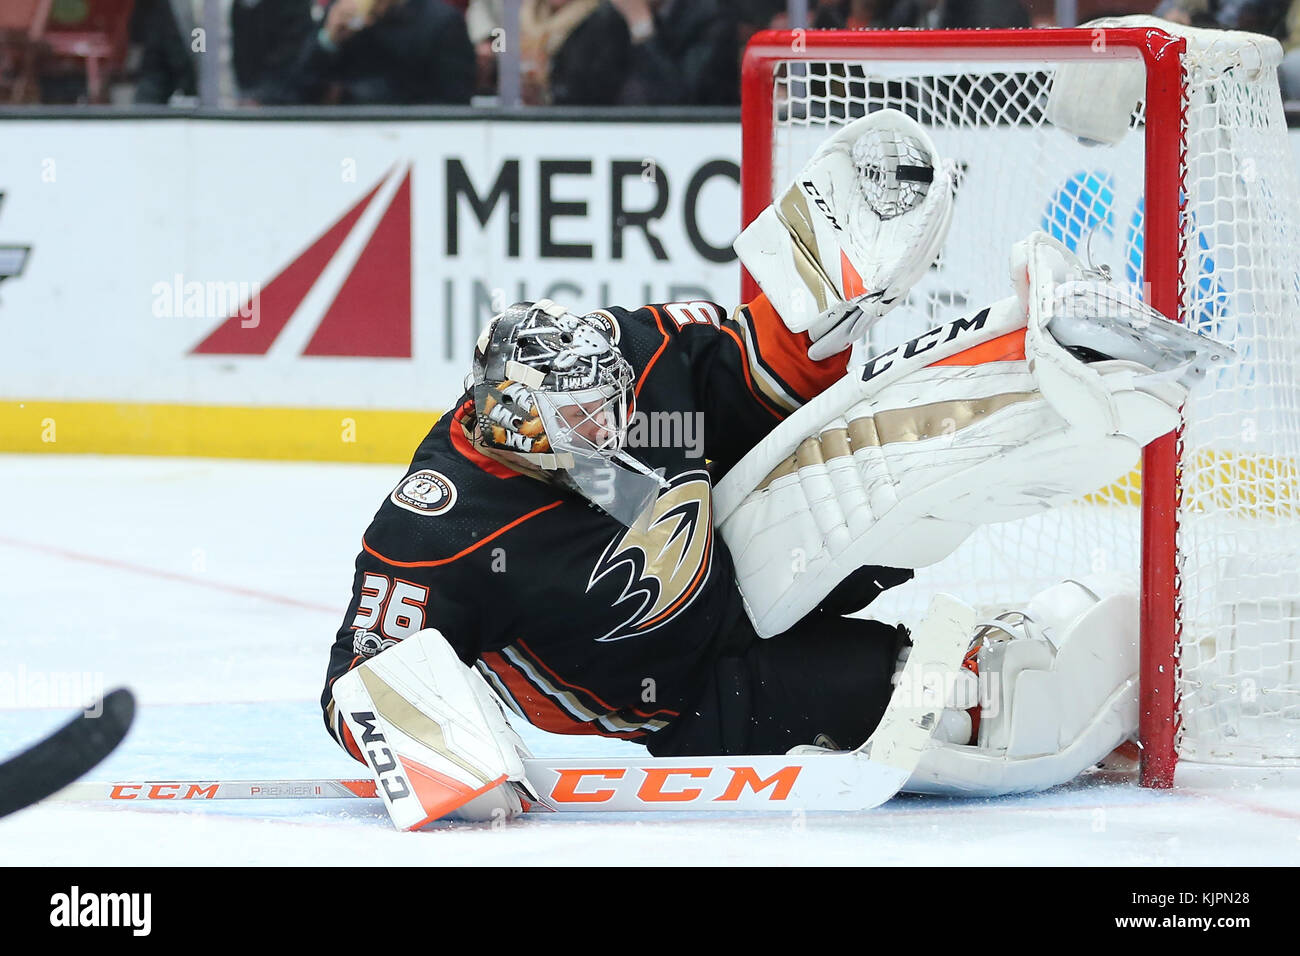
[471,300,666,528]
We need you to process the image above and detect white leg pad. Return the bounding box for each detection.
[716,231,1228,639]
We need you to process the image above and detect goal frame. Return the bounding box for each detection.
[740,27,1190,788]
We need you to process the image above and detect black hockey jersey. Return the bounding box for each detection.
[321,297,848,759]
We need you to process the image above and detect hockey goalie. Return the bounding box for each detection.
[321,109,1228,828]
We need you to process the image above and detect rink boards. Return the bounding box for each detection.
[2,116,1300,462]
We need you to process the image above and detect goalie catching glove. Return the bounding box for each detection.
[735,109,957,360]
[331,629,539,829]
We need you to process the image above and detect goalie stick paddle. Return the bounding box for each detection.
[55,597,975,817]
[0,687,136,819]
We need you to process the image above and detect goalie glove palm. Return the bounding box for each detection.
[735,108,957,360]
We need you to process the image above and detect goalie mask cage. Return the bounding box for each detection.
[740,24,1300,786]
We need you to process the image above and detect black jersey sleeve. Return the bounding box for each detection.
[615,294,850,479]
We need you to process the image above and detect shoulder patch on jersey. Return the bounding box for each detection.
[391,469,458,516]
[586,309,622,344]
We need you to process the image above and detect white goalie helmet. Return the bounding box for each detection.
[470,299,666,528]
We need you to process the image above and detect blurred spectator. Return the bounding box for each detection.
[735,0,785,36]
[1156,0,1289,34]
[1155,0,1294,96]
[740,0,878,30]
[881,0,1031,29]
[815,0,879,28]
[734,0,880,67]
[136,0,261,107]
[231,0,316,103]
[465,0,501,42]
[29,0,136,104]
[134,0,203,104]
[469,0,874,104]
[464,0,604,104]
[1278,0,1300,100]
[464,0,502,95]
[262,0,474,104]
[547,0,739,105]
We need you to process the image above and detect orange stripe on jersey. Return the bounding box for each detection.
[744,294,848,404]
[514,640,621,712]
[719,324,785,421]
[930,328,1027,367]
[326,655,363,691]
[481,652,646,739]
[636,305,672,401]
[513,639,677,720]
[481,652,585,734]
[363,500,563,568]
[450,401,523,480]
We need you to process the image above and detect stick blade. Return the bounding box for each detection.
[0,687,136,818]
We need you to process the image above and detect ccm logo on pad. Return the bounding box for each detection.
[861,307,991,382]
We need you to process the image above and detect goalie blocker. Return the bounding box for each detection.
[331,629,540,829]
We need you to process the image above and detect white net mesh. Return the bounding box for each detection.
[1174,38,1300,763]
[759,33,1300,764]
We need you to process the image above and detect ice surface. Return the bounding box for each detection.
[1,455,1297,866]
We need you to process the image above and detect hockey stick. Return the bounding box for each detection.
[0,687,136,818]
[53,778,379,801]
[54,597,973,815]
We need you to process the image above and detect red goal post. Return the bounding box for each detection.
[740,25,1300,787]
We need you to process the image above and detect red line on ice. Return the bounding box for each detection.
[0,535,338,615]
[1195,790,1300,822]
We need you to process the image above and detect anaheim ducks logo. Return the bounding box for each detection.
[588,471,712,643]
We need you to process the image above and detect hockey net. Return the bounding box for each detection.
[741,21,1300,781]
